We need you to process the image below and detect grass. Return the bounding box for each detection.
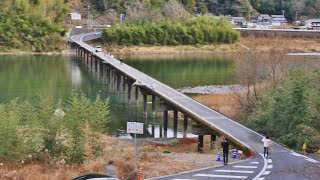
[0,136,246,179]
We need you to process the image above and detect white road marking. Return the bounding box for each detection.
[194,174,247,179]
[291,152,303,156]
[215,170,254,173]
[267,159,272,163]
[306,158,319,163]
[257,178,265,180]
[290,152,319,163]
[267,165,273,169]
[250,162,259,164]
[262,171,271,175]
[252,154,268,180]
[233,165,257,168]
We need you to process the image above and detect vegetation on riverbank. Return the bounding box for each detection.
[0,92,109,163]
[102,16,240,46]
[233,50,320,153]
[0,0,67,52]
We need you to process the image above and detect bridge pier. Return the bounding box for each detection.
[151,95,156,119]
[86,51,89,64]
[106,64,111,85]
[173,110,178,138]
[99,61,104,77]
[116,73,121,93]
[143,94,147,118]
[122,76,126,93]
[113,70,117,91]
[90,53,93,68]
[163,110,168,138]
[183,115,188,138]
[198,135,204,152]
[94,57,98,72]
[160,102,174,138]
[135,86,139,105]
[128,82,132,105]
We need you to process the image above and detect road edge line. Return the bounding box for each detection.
[252,153,267,180]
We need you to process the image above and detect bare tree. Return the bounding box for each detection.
[266,46,289,90]
[234,52,263,113]
[163,0,191,20]
[124,1,163,24]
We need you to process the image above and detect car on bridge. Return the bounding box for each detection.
[95,46,102,52]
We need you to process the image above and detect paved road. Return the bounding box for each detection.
[71,32,320,180]
[149,152,319,180]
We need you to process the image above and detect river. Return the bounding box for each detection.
[0,53,318,138]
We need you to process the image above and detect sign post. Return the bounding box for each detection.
[120,14,125,24]
[127,122,143,172]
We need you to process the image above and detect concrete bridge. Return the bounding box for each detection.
[70,32,319,179]
[70,32,276,155]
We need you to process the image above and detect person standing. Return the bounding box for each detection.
[221,138,230,165]
[262,136,271,158]
[105,160,117,177]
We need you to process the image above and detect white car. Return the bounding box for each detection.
[95,46,102,52]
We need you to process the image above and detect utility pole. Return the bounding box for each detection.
[248,6,251,22]
[87,5,91,29]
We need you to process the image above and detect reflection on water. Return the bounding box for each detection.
[122,53,236,88]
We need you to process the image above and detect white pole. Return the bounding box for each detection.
[134,133,137,172]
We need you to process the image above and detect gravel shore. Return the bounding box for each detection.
[177,85,245,94]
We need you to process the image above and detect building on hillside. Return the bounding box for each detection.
[305,19,320,30]
[257,14,272,22]
[68,12,81,20]
[231,17,246,25]
[271,15,288,25]
[224,15,233,22]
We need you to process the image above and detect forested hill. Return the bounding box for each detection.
[84,0,319,21]
[0,0,318,52]
[0,0,68,52]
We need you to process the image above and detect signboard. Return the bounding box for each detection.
[120,14,125,20]
[127,122,143,134]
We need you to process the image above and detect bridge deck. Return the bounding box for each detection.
[71,32,284,153]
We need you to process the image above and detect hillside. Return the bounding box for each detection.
[79,0,319,23]
[0,0,68,52]
[0,0,318,52]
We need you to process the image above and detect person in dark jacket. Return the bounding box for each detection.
[221,138,230,165]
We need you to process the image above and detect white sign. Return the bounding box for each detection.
[127,122,144,134]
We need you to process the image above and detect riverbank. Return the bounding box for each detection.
[1,36,319,55]
[0,49,75,55]
[101,37,320,55]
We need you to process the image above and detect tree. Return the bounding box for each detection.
[198,2,208,14]
[181,0,196,12]
[163,0,190,20]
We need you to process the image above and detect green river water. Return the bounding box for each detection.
[1,53,317,138]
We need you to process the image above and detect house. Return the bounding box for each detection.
[68,12,81,20]
[257,14,272,22]
[305,19,320,30]
[232,17,246,25]
[271,15,288,25]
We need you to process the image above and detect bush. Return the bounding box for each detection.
[102,15,239,46]
[0,92,110,163]
[245,69,320,152]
